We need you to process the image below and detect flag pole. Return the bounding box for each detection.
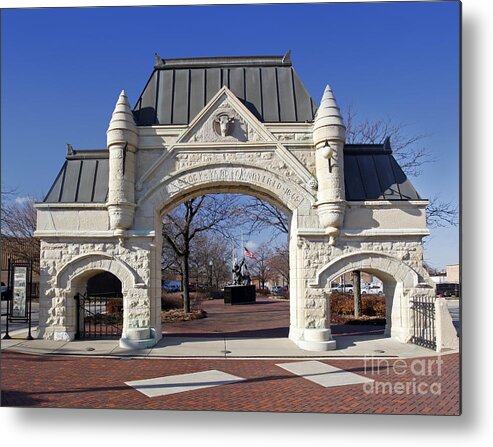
[241,231,244,260]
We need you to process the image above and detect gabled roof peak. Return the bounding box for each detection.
[154,53,292,70]
[135,52,316,125]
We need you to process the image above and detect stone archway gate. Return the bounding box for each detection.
[35,54,447,351]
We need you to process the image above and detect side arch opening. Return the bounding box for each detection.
[315,252,422,345]
[72,270,124,340]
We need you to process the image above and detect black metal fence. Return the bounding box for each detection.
[410,295,436,350]
[75,293,123,339]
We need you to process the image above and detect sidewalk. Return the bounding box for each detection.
[1,328,453,359]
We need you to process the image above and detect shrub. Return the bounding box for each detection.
[85,313,123,325]
[330,293,354,315]
[330,292,386,317]
[256,288,270,295]
[362,295,386,317]
[160,291,209,310]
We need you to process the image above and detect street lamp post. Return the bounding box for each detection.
[209,260,213,289]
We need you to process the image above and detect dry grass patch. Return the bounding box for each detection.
[161,308,207,323]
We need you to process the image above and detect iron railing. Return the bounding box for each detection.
[75,293,123,339]
[411,295,436,350]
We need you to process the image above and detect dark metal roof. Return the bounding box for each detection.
[344,141,420,201]
[43,142,420,204]
[133,54,318,125]
[43,150,109,203]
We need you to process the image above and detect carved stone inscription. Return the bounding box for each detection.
[166,167,304,207]
[174,151,304,186]
[176,151,272,170]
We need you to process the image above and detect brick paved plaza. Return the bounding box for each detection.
[1,352,459,415]
[163,297,386,338]
[1,296,460,414]
[2,346,459,415]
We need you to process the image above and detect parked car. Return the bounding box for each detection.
[331,283,354,293]
[272,286,287,296]
[361,284,384,295]
[1,283,11,301]
[436,282,460,298]
[161,281,181,293]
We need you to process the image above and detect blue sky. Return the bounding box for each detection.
[1,2,460,269]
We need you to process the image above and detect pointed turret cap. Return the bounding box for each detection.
[108,90,136,131]
[107,90,138,147]
[313,85,345,144]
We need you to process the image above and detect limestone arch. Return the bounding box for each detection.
[138,163,317,217]
[56,253,140,290]
[138,163,315,339]
[311,251,423,341]
[312,251,421,289]
[54,254,143,340]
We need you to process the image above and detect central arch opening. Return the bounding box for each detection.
[158,190,292,341]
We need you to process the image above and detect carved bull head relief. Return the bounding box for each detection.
[213,113,235,137]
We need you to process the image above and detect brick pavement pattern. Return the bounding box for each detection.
[1,352,459,415]
[163,297,385,338]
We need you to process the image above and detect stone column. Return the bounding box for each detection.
[297,288,336,351]
[107,90,138,234]
[313,85,346,242]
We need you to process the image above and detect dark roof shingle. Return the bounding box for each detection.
[343,143,420,201]
[132,55,317,125]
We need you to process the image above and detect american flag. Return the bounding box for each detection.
[244,247,256,260]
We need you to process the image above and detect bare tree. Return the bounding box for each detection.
[1,195,40,273]
[187,233,232,289]
[345,107,458,229]
[345,106,434,178]
[233,198,289,238]
[267,243,290,285]
[425,195,458,228]
[161,195,238,313]
[249,243,274,290]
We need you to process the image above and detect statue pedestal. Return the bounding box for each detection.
[224,285,256,305]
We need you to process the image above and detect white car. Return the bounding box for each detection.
[361,284,383,295]
[331,283,354,293]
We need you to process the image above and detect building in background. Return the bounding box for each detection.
[446,264,460,283]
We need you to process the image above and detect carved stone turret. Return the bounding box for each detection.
[107,90,138,233]
[313,85,346,241]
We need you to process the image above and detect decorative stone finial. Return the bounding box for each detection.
[313,85,345,147]
[154,52,165,68]
[107,90,138,148]
[282,49,292,64]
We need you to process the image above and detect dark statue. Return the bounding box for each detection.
[232,259,245,285]
[232,258,253,286]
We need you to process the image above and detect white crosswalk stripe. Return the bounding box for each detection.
[125,369,245,397]
[277,360,374,388]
